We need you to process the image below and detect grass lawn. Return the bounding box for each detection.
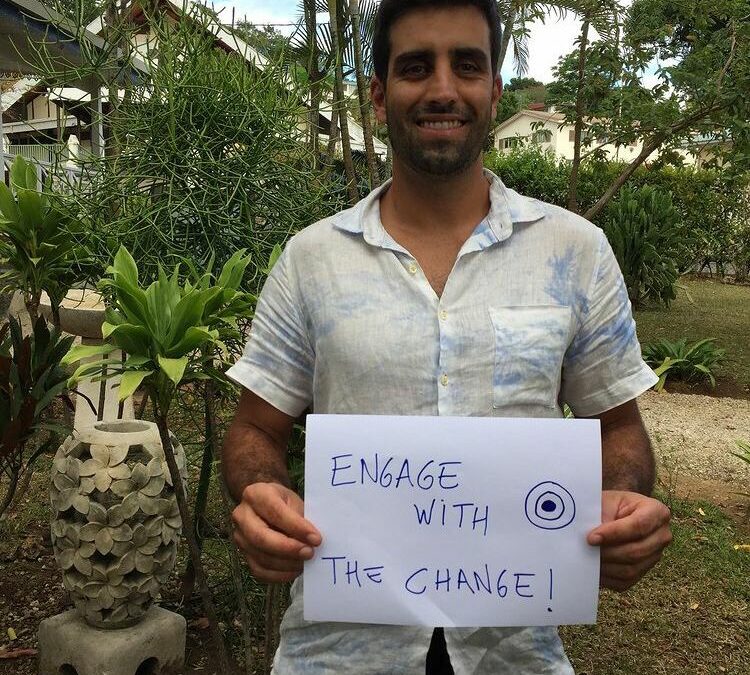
[561,494,750,674]
[634,278,750,388]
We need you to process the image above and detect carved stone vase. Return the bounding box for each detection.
[49,420,187,629]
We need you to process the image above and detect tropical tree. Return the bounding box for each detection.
[349,0,381,187]
[559,0,750,220]
[327,0,360,204]
[563,0,624,213]
[496,1,590,76]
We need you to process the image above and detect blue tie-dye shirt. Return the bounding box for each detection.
[227,170,657,674]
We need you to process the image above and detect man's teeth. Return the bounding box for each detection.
[420,120,464,129]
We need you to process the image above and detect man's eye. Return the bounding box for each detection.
[458,62,479,73]
[403,64,427,76]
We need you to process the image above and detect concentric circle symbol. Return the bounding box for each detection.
[524,481,576,530]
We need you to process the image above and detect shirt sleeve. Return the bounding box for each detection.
[225,243,314,417]
[560,229,658,416]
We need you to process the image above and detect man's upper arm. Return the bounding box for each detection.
[232,387,297,450]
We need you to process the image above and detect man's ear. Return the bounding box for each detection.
[371,76,387,125]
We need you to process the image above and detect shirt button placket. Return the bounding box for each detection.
[438,305,451,413]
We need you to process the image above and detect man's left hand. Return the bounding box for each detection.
[587,490,672,592]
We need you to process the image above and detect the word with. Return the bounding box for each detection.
[413,498,489,537]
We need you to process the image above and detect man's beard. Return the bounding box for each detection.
[386,102,491,177]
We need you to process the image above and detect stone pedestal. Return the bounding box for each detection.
[37,289,135,427]
[38,606,186,675]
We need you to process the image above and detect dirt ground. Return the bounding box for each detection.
[1,390,749,673]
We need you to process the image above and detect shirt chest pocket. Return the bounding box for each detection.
[488,306,572,409]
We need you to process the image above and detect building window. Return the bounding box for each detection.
[533,129,552,144]
[501,137,520,150]
[568,129,575,142]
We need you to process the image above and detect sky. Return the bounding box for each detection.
[217,0,585,85]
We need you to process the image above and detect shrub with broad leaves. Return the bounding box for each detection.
[642,337,725,390]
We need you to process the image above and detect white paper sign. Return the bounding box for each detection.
[303,415,602,627]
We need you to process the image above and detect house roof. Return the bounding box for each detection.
[0,76,38,109]
[4,0,387,156]
[0,0,134,77]
[494,109,566,136]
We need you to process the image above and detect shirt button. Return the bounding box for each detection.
[408,263,418,275]
[440,373,449,387]
[439,309,448,321]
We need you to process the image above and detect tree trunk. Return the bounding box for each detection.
[326,104,340,157]
[348,0,380,189]
[327,0,359,205]
[219,478,254,675]
[0,458,20,520]
[153,403,231,674]
[567,19,590,214]
[304,0,321,166]
[583,103,724,221]
[498,6,517,75]
[180,380,216,601]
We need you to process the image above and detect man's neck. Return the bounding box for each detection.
[380,159,491,238]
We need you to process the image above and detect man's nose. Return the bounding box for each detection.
[425,61,459,105]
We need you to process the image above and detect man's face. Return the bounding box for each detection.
[371,6,501,178]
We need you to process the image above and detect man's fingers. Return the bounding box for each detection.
[588,502,670,546]
[249,486,321,546]
[233,506,312,560]
[599,527,672,564]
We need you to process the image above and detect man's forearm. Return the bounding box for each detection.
[221,420,291,503]
[599,401,655,494]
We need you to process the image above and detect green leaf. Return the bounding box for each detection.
[0,181,20,223]
[119,370,153,401]
[266,244,283,273]
[9,156,31,191]
[157,355,188,386]
[169,326,218,357]
[112,246,139,287]
[62,343,116,366]
[67,358,122,387]
[106,323,152,356]
[125,355,151,368]
[17,188,43,235]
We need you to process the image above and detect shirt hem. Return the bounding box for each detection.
[226,361,309,418]
[566,366,658,417]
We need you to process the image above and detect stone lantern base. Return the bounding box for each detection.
[38,606,186,675]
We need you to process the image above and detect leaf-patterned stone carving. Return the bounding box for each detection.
[49,420,187,629]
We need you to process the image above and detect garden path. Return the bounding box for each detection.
[639,390,750,489]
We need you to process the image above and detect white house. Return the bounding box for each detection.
[491,109,646,163]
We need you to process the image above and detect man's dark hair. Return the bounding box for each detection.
[372,0,501,84]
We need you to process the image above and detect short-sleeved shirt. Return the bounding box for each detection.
[227,170,657,674]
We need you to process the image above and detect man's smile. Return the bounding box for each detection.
[417,118,467,130]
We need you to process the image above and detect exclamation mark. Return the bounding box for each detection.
[547,568,553,612]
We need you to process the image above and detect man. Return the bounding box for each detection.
[223,1,672,672]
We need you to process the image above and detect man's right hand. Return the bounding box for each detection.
[231,482,322,583]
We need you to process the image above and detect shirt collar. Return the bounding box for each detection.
[332,168,545,251]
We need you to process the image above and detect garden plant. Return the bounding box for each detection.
[0,316,75,518]
[642,337,725,390]
[0,156,87,325]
